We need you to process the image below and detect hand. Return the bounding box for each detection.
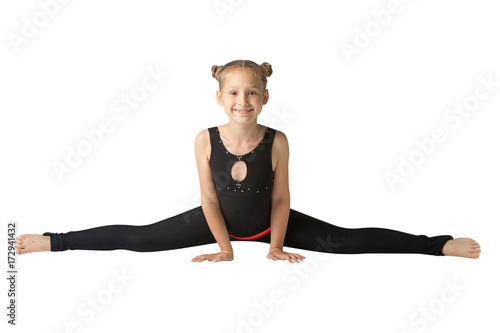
[191,250,234,263]
[267,247,305,263]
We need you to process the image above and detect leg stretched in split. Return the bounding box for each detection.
[280,210,480,258]
[16,207,216,254]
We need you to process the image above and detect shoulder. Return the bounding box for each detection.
[194,128,211,156]
[273,129,288,148]
[195,128,210,144]
[272,129,289,155]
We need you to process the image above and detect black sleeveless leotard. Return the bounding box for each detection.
[43,126,453,256]
[209,126,274,240]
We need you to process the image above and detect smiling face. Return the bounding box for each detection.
[216,68,269,125]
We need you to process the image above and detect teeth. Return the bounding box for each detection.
[234,109,251,114]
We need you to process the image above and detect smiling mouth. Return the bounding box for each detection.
[233,109,253,114]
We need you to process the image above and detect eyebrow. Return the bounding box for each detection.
[225,86,261,91]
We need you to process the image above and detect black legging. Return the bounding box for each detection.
[43,207,452,256]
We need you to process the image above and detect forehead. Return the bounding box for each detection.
[223,68,263,89]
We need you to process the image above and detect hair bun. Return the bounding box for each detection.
[260,62,273,77]
[211,65,222,80]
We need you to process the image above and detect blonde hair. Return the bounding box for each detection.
[211,59,272,91]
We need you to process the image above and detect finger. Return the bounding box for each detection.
[277,253,292,262]
[267,253,278,261]
[192,255,206,262]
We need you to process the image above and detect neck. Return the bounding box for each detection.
[226,120,261,143]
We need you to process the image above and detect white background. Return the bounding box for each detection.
[1,0,499,332]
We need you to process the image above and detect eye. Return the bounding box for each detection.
[249,91,256,95]
[229,92,236,95]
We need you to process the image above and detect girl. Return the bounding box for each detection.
[15,60,481,263]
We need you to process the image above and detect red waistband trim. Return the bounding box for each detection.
[228,227,271,240]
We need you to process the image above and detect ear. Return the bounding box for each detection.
[216,90,224,106]
[262,89,269,105]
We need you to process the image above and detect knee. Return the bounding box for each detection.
[121,228,151,251]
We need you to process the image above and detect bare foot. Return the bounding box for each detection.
[14,234,51,255]
[442,238,481,259]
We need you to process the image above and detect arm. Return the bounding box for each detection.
[267,131,305,263]
[191,129,233,262]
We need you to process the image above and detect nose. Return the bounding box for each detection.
[237,94,249,106]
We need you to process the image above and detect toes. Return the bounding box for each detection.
[470,246,481,253]
[468,251,480,258]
